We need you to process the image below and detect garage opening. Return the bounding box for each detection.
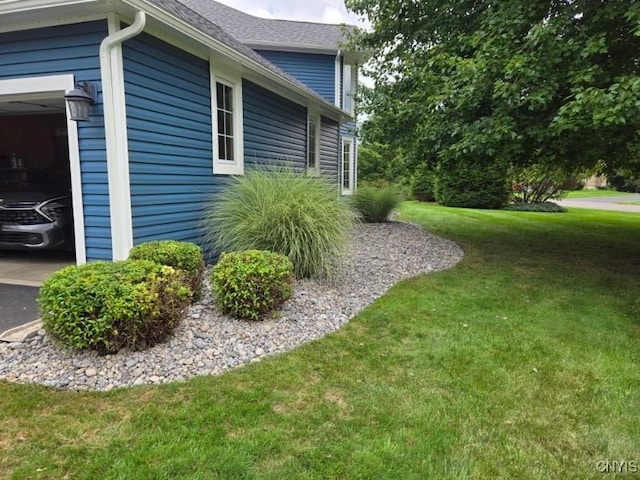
[0,93,75,284]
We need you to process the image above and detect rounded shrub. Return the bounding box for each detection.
[211,250,294,321]
[128,240,204,300]
[351,184,402,223]
[435,159,509,209]
[38,260,191,354]
[202,168,356,279]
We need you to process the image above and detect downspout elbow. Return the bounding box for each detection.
[100,11,146,60]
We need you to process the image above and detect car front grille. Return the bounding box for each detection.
[0,208,49,225]
[0,231,43,245]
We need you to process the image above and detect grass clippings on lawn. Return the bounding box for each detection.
[1,203,639,479]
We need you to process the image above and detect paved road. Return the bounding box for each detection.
[556,193,640,213]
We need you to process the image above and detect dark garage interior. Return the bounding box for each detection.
[0,99,76,286]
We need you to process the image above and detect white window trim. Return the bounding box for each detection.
[342,64,357,116]
[0,74,87,264]
[341,137,356,195]
[307,111,321,176]
[334,51,341,108]
[210,63,244,175]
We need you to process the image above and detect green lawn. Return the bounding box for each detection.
[565,189,631,198]
[619,201,640,205]
[2,204,639,479]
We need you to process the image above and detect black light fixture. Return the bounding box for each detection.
[64,82,97,121]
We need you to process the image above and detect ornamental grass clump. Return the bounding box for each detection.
[203,168,356,279]
[352,184,403,222]
[128,240,205,300]
[38,260,191,354]
[211,250,294,321]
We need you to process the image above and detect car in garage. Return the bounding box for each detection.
[0,167,73,250]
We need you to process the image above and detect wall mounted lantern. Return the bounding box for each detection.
[64,82,97,121]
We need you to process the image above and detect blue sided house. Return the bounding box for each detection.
[0,0,363,266]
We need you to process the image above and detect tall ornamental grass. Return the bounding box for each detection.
[203,168,356,279]
[352,184,403,222]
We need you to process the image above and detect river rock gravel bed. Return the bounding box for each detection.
[0,222,463,391]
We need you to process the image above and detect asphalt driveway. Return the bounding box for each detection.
[0,283,40,334]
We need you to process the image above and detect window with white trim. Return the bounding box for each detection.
[341,137,355,195]
[307,112,321,175]
[211,64,243,175]
[342,64,357,115]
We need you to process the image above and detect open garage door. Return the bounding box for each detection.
[0,75,86,285]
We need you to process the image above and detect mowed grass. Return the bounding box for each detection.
[565,189,632,198]
[1,204,639,479]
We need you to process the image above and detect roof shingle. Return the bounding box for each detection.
[177,0,354,51]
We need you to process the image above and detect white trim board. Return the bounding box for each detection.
[0,74,87,264]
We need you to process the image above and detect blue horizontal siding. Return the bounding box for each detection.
[0,21,110,261]
[255,50,335,104]
[320,116,339,184]
[243,79,307,170]
[123,32,223,250]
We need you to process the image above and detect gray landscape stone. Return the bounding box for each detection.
[0,222,463,391]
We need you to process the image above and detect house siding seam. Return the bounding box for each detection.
[243,79,307,171]
[122,32,221,247]
[320,116,339,184]
[0,21,111,261]
[254,50,336,104]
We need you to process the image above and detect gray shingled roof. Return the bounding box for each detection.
[177,0,353,51]
[147,0,340,111]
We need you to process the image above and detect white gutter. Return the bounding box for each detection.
[100,10,146,260]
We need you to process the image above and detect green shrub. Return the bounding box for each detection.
[211,250,294,321]
[202,168,356,279]
[509,164,579,203]
[411,164,436,202]
[503,202,568,213]
[38,260,191,354]
[351,184,402,222]
[435,158,509,209]
[129,240,204,300]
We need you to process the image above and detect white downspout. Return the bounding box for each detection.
[100,11,146,260]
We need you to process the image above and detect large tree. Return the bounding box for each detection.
[346,0,640,175]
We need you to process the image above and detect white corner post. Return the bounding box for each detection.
[334,49,341,108]
[100,11,146,260]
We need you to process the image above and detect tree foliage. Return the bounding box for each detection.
[346,0,640,175]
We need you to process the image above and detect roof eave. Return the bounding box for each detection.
[123,0,346,120]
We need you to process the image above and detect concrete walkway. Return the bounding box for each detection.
[556,193,640,213]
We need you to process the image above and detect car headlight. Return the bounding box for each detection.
[40,200,68,221]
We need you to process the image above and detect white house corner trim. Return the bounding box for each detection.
[334,51,341,108]
[101,12,145,260]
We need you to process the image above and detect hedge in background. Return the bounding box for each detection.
[211,250,294,321]
[411,164,437,202]
[38,260,191,354]
[129,240,204,300]
[435,158,509,209]
[203,168,356,279]
[352,184,402,222]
